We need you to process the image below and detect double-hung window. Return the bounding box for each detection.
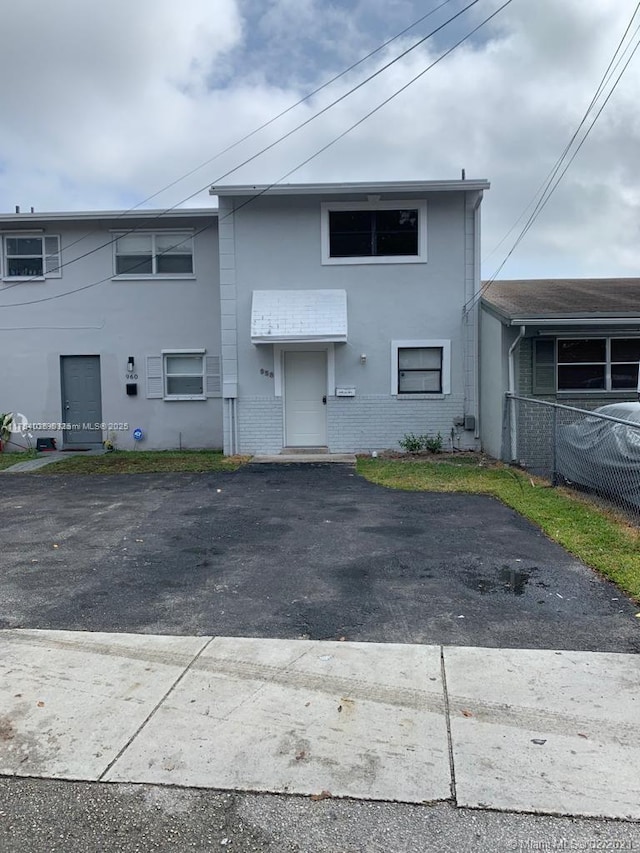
[321,201,427,264]
[391,340,451,395]
[114,232,194,276]
[2,235,61,279]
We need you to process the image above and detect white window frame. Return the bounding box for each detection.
[1,233,61,281]
[112,230,195,279]
[391,339,451,397]
[162,348,206,400]
[321,200,427,265]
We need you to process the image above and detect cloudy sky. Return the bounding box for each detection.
[1,0,639,279]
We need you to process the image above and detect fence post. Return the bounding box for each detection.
[551,406,558,486]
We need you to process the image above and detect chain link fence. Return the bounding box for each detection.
[505,394,640,524]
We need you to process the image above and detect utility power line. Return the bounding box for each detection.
[2,0,515,309]
[1,0,476,292]
[470,2,640,311]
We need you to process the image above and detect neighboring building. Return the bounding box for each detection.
[1,177,490,456]
[1,208,222,451]
[213,179,489,455]
[480,278,640,461]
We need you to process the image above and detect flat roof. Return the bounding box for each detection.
[210,179,490,196]
[0,207,218,225]
[482,278,640,323]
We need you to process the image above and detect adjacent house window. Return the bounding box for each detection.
[2,235,61,278]
[391,340,451,395]
[534,337,640,393]
[146,350,221,401]
[321,201,427,265]
[114,232,194,276]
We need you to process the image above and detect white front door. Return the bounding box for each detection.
[284,350,327,447]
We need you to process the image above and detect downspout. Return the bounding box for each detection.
[472,192,482,440]
[508,325,526,462]
[233,398,239,455]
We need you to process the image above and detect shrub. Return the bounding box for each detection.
[425,432,443,453]
[399,433,425,453]
[399,432,443,454]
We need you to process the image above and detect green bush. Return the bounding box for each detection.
[399,432,443,453]
[425,432,443,453]
[399,433,424,452]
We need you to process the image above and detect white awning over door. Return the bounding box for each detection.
[251,289,347,343]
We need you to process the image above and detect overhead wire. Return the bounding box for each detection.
[469,2,640,312]
[0,0,477,292]
[1,0,515,309]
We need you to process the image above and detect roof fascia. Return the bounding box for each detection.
[210,179,490,196]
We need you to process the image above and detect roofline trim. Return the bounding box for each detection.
[509,316,640,326]
[0,208,219,224]
[210,179,490,196]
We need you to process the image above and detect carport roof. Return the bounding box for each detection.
[482,278,640,324]
[251,289,348,343]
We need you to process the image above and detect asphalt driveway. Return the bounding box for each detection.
[1,463,638,651]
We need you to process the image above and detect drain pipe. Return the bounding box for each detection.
[508,325,526,462]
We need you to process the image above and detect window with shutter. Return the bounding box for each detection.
[533,337,640,394]
[147,351,221,400]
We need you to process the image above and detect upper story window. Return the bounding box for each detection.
[534,337,640,393]
[114,232,194,277]
[321,200,427,265]
[2,234,61,279]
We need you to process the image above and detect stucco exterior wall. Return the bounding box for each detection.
[2,213,223,451]
[221,190,482,454]
[479,308,511,459]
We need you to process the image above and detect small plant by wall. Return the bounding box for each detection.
[398,431,443,454]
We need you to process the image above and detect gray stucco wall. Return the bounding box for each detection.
[221,190,482,454]
[479,308,511,459]
[3,213,223,452]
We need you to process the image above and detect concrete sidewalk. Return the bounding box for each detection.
[0,630,638,822]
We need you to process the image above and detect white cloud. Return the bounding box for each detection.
[1,0,639,277]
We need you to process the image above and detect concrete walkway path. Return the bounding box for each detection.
[0,630,638,822]
[0,449,105,473]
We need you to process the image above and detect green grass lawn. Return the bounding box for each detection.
[357,455,640,603]
[34,450,248,475]
[0,454,27,470]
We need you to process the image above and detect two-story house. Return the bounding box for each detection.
[1,208,222,451]
[212,180,489,456]
[1,178,489,455]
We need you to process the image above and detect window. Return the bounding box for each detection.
[2,234,61,279]
[391,340,451,395]
[321,201,427,265]
[164,354,204,397]
[146,350,221,401]
[534,337,640,393]
[114,232,194,276]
